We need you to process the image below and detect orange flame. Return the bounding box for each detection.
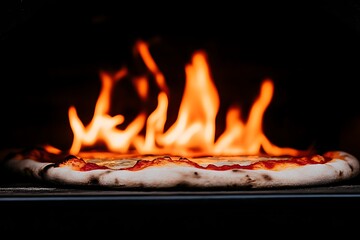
[68,40,306,156]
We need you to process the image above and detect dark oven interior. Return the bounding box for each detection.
[1,1,360,235]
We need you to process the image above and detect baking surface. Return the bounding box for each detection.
[1,179,360,201]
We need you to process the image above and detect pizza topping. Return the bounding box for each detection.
[12,147,332,172]
[58,156,109,171]
[58,157,86,171]
[310,155,326,163]
[126,156,201,171]
[57,154,333,172]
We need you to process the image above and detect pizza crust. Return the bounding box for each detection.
[5,151,360,189]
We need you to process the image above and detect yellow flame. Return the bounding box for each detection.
[43,144,62,154]
[133,77,149,101]
[156,51,219,153]
[69,69,146,154]
[68,41,306,156]
[137,41,168,94]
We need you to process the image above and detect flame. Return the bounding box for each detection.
[156,51,219,153]
[68,40,306,156]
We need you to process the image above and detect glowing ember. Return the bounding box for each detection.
[68,40,306,156]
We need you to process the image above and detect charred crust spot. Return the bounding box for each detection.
[262,174,272,181]
[245,174,256,184]
[232,169,244,173]
[88,170,112,185]
[338,171,343,177]
[88,177,99,185]
[42,163,56,171]
[39,164,56,179]
[193,171,200,178]
[348,164,354,172]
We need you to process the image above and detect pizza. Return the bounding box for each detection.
[3,146,359,189]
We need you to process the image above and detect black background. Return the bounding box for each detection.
[1,1,360,236]
[1,1,360,159]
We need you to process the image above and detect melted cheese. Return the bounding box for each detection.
[78,152,291,169]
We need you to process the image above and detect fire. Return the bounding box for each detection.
[68,40,306,157]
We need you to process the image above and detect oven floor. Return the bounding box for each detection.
[1,176,360,200]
